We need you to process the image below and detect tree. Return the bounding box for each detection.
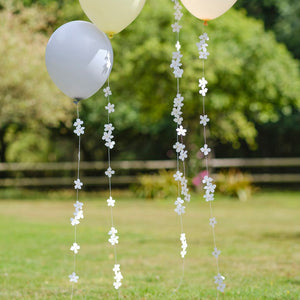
[0,7,74,162]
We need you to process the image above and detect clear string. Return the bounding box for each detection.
[71,103,81,300]
[200,23,221,300]
[105,77,121,299]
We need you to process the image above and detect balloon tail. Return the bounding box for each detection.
[107,32,115,39]
[203,20,209,26]
[73,98,82,105]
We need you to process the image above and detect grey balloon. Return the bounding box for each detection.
[45,21,113,100]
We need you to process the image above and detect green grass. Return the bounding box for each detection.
[0,190,299,299]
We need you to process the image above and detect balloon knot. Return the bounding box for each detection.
[73,98,82,104]
[204,20,208,26]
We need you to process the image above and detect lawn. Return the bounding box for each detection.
[0,190,299,299]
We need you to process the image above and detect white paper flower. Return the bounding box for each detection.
[217,283,226,293]
[70,242,80,254]
[176,125,187,136]
[170,59,182,69]
[74,125,85,136]
[173,142,185,153]
[104,123,114,132]
[173,115,183,125]
[200,114,210,126]
[105,140,115,149]
[69,272,79,283]
[199,51,210,60]
[214,273,225,285]
[103,87,112,97]
[108,227,118,235]
[175,41,181,51]
[200,144,211,156]
[70,217,80,226]
[212,247,221,258]
[107,196,115,207]
[113,264,120,273]
[174,3,182,10]
[174,204,185,215]
[199,32,209,41]
[113,281,122,289]
[199,77,208,88]
[73,118,83,127]
[173,67,184,78]
[204,192,214,202]
[202,175,213,185]
[172,51,183,60]
[175,197,184,206]
[74,178,83,190]
[209,217,217,228]
[179,150,188,161]
[74,200,83,211]
[75,210,84,220]
[199,87,208,96]
[184,193,191,202]
[171,22,182,32]
[105,167,115,178]
[173,171,183,181]
[204,183,216,194]
[108,235,119,245]
[105,103,115,114]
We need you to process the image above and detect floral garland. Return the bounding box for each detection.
[197,32,226,295]
[171,0,191,285]
[102,53,123,292]
[69,103,85,298]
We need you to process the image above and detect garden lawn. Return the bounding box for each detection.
[0,190,299,299]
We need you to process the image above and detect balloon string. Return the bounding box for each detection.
[106,77,121,300]
[172,0,188,294]
[71,103,81,300]
[200,23,221,300]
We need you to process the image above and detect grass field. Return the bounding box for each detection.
[0,190,299,299]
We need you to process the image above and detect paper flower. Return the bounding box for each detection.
[74,200,83,211]
[202,175,213,185]
[74,178,83,190]
[171,22,182,32]
[104,123,114,132]
[179,150,188,161]
[75,210,84,220]
[70,242,80,254]
[107,196,115,207]
[69,272,79,283]
[200,144,211,156]
[199,77,208,88]
[199,87,208,96]
[173,142,185,153]
[105,167,115,178]
[105,103,115,114]
[212,247,221,258]
[200,114,210,126]
[73,118,83,127]
[176,125,187,136]
[173,171,183,181]
[73,125,85,136]
[209,217,217,228]
[70,217,80,226]
[103,87,112,97]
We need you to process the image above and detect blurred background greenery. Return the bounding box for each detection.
[0,0,299,166]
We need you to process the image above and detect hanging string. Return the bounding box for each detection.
[171,0,191,292]
[69,100,85,299]
[102,52,122,297]
[197,25,226,298]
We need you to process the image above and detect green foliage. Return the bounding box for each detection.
[236,0,300,59]
[0,7,74,162]
[133,170,177,199]
[216,169,255,201]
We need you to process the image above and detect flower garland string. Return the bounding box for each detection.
[171,0,191,290]
[69,101,85,298]
[102,53,123,293]
[197,30,226,296]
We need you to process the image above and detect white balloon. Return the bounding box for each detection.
[181,0,237,21]
[45,21,113,100]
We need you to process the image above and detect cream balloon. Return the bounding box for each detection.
[180,0,237,21]
[79,0,146,37]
